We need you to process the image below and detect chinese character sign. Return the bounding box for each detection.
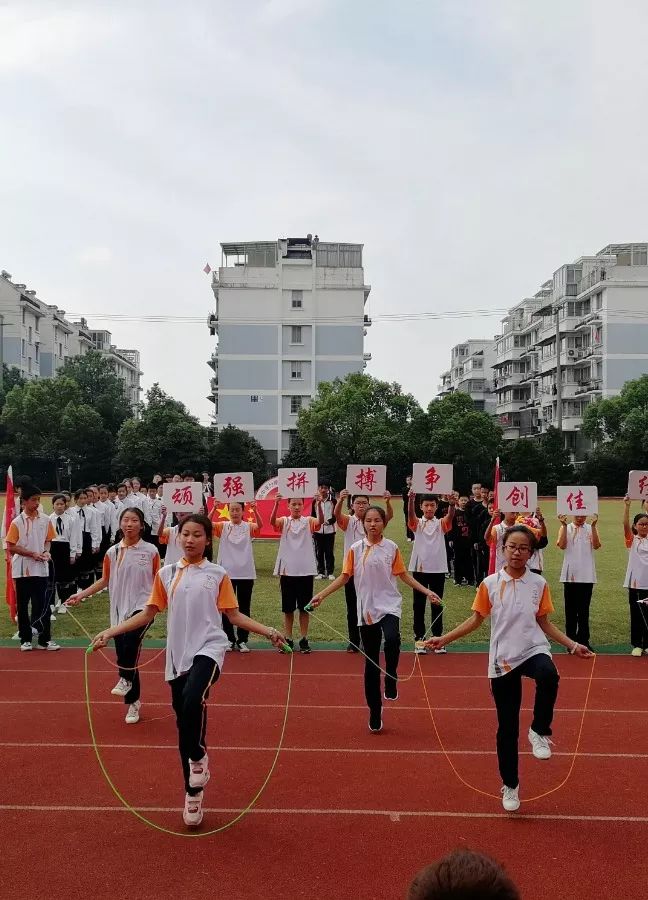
[628,471,648,500]
[556,486,598,516]
[213,472,255,503]
[277,467,318,498]
[498,482,537,514]
[411,463,453,495]
[162,481,204,513]
[345,465,387,496]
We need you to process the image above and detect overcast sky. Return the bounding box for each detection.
[2,0,648,424]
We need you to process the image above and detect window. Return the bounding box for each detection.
[291,290,303,309]
[290,325,302,344]
[58,343,63,358]
[288,429,298,449]
[27,357,32,374]
[35,317,39,333]
[35,343,39,361]
[22,308,26,325]
[28,326,32,343]
[250,395,259,403]
[21,339,25,357]
[291,362,302,380]
[290,396,302,415]
[633,247,647,266]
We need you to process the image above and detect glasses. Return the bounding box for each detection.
[504,544,532,554]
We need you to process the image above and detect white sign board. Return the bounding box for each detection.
[628,471,648,501]
[345,464,387,497]
[162,481,204,514]
[411,463,453,495]
[556,485,599,516]
[498,482,537,514]
[213,472,255,503]
[277,467,318,498]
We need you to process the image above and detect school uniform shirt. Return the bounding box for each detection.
[6,512,56,579]
[559,523,597,584]
[93,500,111,533]
[49,511,82,558]
[273,516,320,577]
[147,558,238,682]
[311,499,336,535]
[339,513,366,557]
[490,523,508,573]
[409,515,452,574]
[75,505,102,550]
[472,568,554,678]
[159,525,184,566]
[343,537,407,626]
[147,497,162,533]
[214,521,258,580]
[623,534,648,590]
[102,539,160,627]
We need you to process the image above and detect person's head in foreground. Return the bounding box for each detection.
[407,849,520,900]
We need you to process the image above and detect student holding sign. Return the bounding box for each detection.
[426,524,593,812]
[623,497,648,656]
[557,489,601,651]
[214,501,262,652]
[271,496,324,653]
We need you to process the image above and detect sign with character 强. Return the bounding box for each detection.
[213,472,255,503]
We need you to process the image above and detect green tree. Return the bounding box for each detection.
[537,426,575,490]
[293,373,424,490]
[210,425,269,485]
[0,365,26,409]
[113,384,209,477]
[500,438,549,492]
[582,375,648,466]
[59,351,134,433]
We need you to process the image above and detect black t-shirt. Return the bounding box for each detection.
[451,508,471,542]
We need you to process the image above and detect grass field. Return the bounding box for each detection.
[0,498,640,649]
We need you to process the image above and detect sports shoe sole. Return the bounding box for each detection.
[189,770,211,790]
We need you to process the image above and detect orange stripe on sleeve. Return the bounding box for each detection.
[147,572,168,611]
[537,583,554,617]
[217,574,238,610]
[159,528,170,546]
[338,514,349,532]
[472,582,492,617]
[5,522,19,545]
[391,548,407,576]
[46,521,56,542]
[152,554,160,577]
[625,535,634,549]
[342,549,355,576]
[102,554,111,581]
[213,522,224,538]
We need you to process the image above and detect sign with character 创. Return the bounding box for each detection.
[277,468,318,498]
[162,482,204,513]
[213,472,255,503]
[411,463,453,495]
[627,471,648,501]
[345,465,387,496]
[556,486,598,516]
[498,482,537,514]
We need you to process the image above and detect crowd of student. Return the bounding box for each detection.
[3,472,648,826]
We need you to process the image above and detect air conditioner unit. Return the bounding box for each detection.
[567,349,577,358]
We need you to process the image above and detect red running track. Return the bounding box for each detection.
[1,647,648,900]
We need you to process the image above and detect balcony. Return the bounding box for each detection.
[501,426,521,440]
[561,415,583,432]
[207,351,218,371]
[496,346,525,363]
[494,372,525,388]
[363,352,372,361]
[496,399,528,415]
[574,311,602,330]
[581,343,603,360]
[364,315,372,327]
[575,379,603,396]
[520,369,539,382]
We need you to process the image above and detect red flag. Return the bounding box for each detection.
[3,466,17,621]
[203,263,212,274]
[488,456,500,576]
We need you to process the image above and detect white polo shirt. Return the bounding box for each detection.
[559,523,597,584]
[272,516,319,577]
[6,512,56,579]
[339,513,366,556]
[472,568,554,678]
[160,525,184,566]
[215,520,259,580]
[343,537,406,626]
[624,535,648,590]
[102,539,160,627]
[409,516,451,574]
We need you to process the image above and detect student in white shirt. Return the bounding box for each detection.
[157,507,192,565]
[88,513,289,827]
[312,482,336,580]
[213,500,262,652]
[485,510,518,574]
[49,493,82,613]
[426,524,593,812]
[310,506,441,733]
[68,508,160,725]
[271,495,323,653]
[6,484,60,652]
[334,489,394,652]
[557,513,601,651]
[146,483,163,548]
[622,498,648,656]
[408,492,455,654]
[73,489,102,590]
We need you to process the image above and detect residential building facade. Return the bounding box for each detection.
[207,236,371,464]
[0,270,142,413]
[437,339,498,413]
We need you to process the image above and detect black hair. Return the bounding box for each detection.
[420,495,438,504]
[408,849,520,900]
[74,489,88,500]
[98,484,108,491]
[351,494,369,504]
[181,471,195,481]
[147,482,158,491]
[228,500,246,511]
[632,512,648,533]
[503,524,537,550]
[52,494,67,505]
[363,505,387,526]
[62,491,71,499]
[178,513,213,561]
[117,482,128,491]
[108,484,117,492]
[22,483,42,501]
[119,506,145,533]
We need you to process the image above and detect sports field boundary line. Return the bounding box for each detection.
[2,803,648,824]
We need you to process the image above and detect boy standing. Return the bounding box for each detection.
[6,484,60,651]
[312,482,336,580]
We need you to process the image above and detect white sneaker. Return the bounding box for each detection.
[414,646,427,655]
[50,614,57,623]
[12,631,20,641]
[434,647,447,655]
[226,642,235,652]
[238,642,250,653]
[327,575,335,581]
[57,604,68,614]
[125,701,141,724]
[111,677,132,696]
[528,728,552,760]
[315,574,324,580]
[20,642,32,652]
[501,785,520,812]
[183,791,204,827]
[189,754,210,789]
[631,647,643,657]
[36,641,61,651]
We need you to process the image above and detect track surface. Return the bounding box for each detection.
[2,647,647,900]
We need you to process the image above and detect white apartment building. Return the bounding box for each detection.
[207,236,371,464]
[437,339,498,414]
[0,270,142,413]
[493,242,648,456]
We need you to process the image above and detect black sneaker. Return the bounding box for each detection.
[384,683,398,701]
[346,642,359,653]
[279,638,294,654]
[298,638,311,654]
[369,709,383,733]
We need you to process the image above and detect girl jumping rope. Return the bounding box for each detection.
[89,514,288,827]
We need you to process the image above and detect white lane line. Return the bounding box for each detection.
[1,804,647,824]
[1,741,647,759]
